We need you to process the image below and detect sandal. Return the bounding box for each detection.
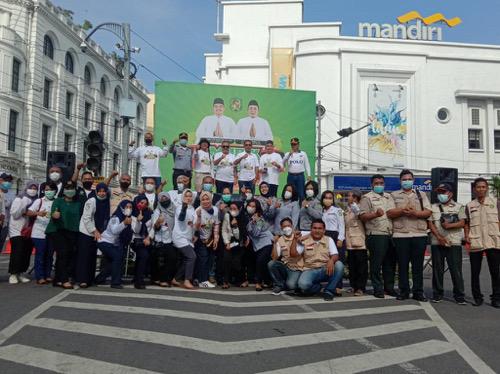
[36,279,47,285]
[222,283,230,289]
[62,282,74,289]
[171,279,181,287]
[255,284,263,292]
[79,283,88,288]
[239,281,249,288]
[159,282,170,288]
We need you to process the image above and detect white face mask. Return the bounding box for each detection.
[49,172,61,182]
[123,208,132,217]
[245,192,253,201]
[177,183,184,192]
[284,191,292,200]
[144,184,155,192]
[26,188,38,197]
[305,189,315,198]
[230,210,239,217]
[282,227,293,237]
[247,206,256,215]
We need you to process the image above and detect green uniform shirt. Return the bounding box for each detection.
[45,197,81,234]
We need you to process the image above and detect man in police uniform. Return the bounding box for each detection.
[169,132,193,189]
[387,169,432,301]
[235,100,273,142]
[359,174,398,298]
[428,183,467,305]
[465,177,500,308]
[196,98,236,143]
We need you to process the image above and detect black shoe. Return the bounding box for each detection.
[472,298,483,306]
[373,292,385,299]
[272,287,285,296]
[455,298,467,305]
[431,296,443,303]
[134,283,146,290]
[491,300,500,308]
[323,292,334,301]
[111,284,124,289]
[385,289,399,297]
[396,294,409,301]
[412,295,428,302]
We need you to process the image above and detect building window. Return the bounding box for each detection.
[114,119,119,142]
[84,65,92,85]
[100,78,107,96]
[83,140,88,162]
[43,35,54,59]
[136,132,141,147]
[100,111,107,135]
[495,130,500,151]
[43,78,51,109]
[84,102,91,128]
[65,52,74,73]
[436,107,451,124]
[113,153,119,170]
[468,129,483,150]
[8,110,18,152]
[41,124,50,161]
[65,91,73,120]
[136,105,141,122]
[471,108,481,126]
[64,133,72,152]
[11,58,21,92]
[497,110,500,126]
[114,88,120,103]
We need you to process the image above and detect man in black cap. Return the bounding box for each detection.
[236,100,273,142]
[196,98,236,143]
[428,183,467,305]
[169,132,193,189]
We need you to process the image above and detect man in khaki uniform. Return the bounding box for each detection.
[465,177,500,308]
[359,174,397,298]
[428,183,466,305]
[106,172,135,215]
[387,169,432,301]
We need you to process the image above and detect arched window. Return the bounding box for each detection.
[43,35,54,59]
[64,52,74,73]
[84,65,92,85]
[114,87,120,103]
[100,77,107,96]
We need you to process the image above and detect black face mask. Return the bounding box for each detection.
[120,182,130,190]
[82,181,93,190]
[204,207,214,215]
[160,199,171,208]
[145,139,153,145]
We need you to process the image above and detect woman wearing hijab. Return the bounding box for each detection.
[150,192,177,287]
[95,199,134,288]
[76,183,110,288]
[131,195,153,289]
[299,180,323,232]
[273,183,300,235]
[256,181,277,228]
[8,181,39,284]
[45,181,82,289]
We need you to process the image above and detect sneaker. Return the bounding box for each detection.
[18,274,30,283]
[200,281,216,288]
[8,274,19,284]
[431,296,443,303]
[323,292,334,301]
[412,294,428,302]
[272,287,285,296]
[373,292,385,299]
[472,298,483,307]
[455,298,467,305]
[353,290,364,296]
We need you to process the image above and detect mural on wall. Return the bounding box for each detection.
[367,84,407,167]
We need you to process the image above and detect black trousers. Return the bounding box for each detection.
[431,245,465,300]
[325,230,343,289]
[223,245,244,284]
[75,233,97,285]
[347,250,368,291]
[50,230,78,284]
[150,242,177,282]
[393,236,427,297]
[242,244,256,283]
[255,245,272,284]
[366,235,397,293]
[172,169,192,190]
[470,249,500,302]
[132,239,151,285]
[8,236,32,274]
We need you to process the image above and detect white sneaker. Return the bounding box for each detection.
[17,274,30,283]
[200,281,216,288]
[8,274,19,284]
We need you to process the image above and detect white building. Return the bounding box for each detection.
[0,0,149,189]
[204,0,500,202]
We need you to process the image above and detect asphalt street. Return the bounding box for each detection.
[0,251,498,374]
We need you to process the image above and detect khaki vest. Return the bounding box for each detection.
[345,207,366,250]
[466,197,500,251]
[359,191,394,235]
[391,190,429,235]
[430,201,465,246]
[276,236,303,271]
[302,236,330,270]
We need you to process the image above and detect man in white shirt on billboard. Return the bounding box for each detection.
[234,139,260,193]
[196,98,235,143]
[283,137,311,200]
[236,100,273,143]
[259,140,283,197]
[128,132,168,187]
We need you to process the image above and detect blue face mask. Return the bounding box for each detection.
[373,185,384,194]
[437,194,449,203]
[401,180,413,190]
[179,139,188,146]
[202,183,213,192]
[1,181,12,190]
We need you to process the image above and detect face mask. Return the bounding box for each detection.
[145,139,153,145]
[123,208,132,217]
[82,181,93,190]
[26,189,38,197]
[145,184,155,192]
[305,189,315,198]
[401,180,413,190]
[323,198,334,207]
[230,210,239,217]
[204,207,214,215]
[284,191,292,200]
[160,199,171,208]
[136,203,146,211]
[120,181,130,189]
[1,181,12,190]
[245,192,253,201]
[96,194,107,201]
[247,206,256,215]
[438,194,450,204]
[45,190,56,200]
[179,139,188,146]
[177,183,184,192]
[282,227,293,237]
[202,183,213,192]
[222,194,231,203]
[373,185,384,194]
[351,202,360,215]
[64,189,76,198]
[50,172,61,182]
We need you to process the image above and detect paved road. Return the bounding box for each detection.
[0,252,498,373]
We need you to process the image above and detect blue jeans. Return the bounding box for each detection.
[33,238,53,281]
[195,241,212,283]
[96,242,124,286]
[298,261,345,295]
[287,172,305,200]
[267,260,301,290]
[238,180,255,194]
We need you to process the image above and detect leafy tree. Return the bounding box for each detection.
[491,175,500,199]
[82,20,93,31]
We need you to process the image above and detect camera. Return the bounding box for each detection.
[440,213,460,225]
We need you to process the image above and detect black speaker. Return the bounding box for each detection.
[46,151,76,183]
[431,167,458,204]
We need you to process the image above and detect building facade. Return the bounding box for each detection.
[204,0,500,203]
[0,0,149,189]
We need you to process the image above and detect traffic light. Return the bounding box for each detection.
[86,130,104,174]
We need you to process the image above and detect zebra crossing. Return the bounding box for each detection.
[0,286,494,374]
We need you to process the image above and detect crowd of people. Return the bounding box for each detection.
[1,133,499,307]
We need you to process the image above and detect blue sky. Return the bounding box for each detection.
[61,0,500,92]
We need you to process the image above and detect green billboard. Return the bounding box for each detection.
[154,81,316,190]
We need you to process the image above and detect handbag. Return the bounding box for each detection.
[20,199,42,238]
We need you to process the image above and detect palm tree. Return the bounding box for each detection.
[491,175,500,199]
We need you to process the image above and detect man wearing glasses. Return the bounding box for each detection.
[283,137,311,200]
[234,140,260,193]
[214,140,236,193]
[259,140,284,197]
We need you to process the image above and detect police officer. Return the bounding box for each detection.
[359,174,398,298]
[169,132,193,190]
[283,137,311,201]
[387,169,432,301]
[465,177,500,308]
[428,183,466,305]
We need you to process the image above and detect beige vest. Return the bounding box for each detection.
[430,201,465,246]
[276,236,303,271]
[345,207,366,250]
[359,191,394,235]
[391,190,429,235]
[302,236,330,270]
[466,197,500,251]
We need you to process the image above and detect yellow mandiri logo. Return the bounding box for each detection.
[397,11,462,28]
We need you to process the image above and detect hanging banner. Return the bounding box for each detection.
[271,48,293,89]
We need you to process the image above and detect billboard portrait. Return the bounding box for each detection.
[154,81,316,189]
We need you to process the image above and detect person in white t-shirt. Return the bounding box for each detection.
[193,138,213,193]
[283,137,311,201]
[195,98,236,143]
[214,140,236,194]
[235,100,273,143]
[259,140,283,197]
[128,132,169,187]
[27,181,57,284]
[234,139,260,193]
